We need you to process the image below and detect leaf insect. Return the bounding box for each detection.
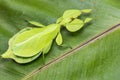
[1,9,92,63]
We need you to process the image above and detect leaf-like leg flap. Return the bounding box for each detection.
[28,21,45,27]
[84,18,92,23]
[56,32,63,46]
[65,19,84,32]
[59,10,82,25]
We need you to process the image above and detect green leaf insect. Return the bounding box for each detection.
[1,9,92,63]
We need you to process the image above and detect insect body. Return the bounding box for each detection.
[1,9,92,63]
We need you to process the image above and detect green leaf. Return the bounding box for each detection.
[66,19,84,32]
[56,32,63,45]
[0,0,120,80]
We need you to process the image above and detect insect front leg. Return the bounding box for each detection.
[25,19,45,28]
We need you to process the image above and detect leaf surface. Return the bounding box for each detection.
[0,0,120,80]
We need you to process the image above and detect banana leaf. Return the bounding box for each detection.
[0,0,120,80]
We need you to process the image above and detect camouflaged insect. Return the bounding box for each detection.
[1,9,92,63]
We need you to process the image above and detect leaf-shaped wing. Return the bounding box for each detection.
[12,24,60,57]
[66,19,84,32]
